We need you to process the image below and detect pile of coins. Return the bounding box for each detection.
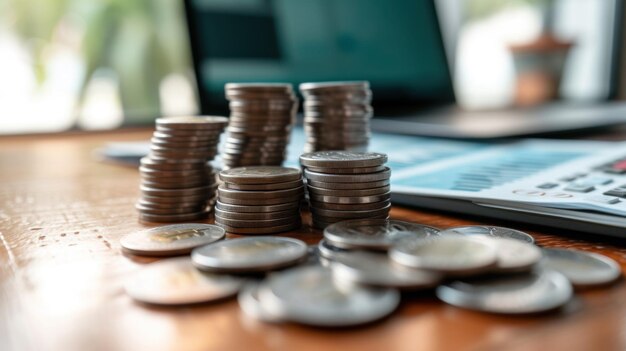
[300,151,391,229]
[122,221,622,327]
[215,166,304,234]
[222,83,298,169]
[300,81,372,152]
[137,116,227,222]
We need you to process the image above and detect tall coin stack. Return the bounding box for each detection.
[299,81,372,152]
[299,151,391,229]
[137,116,228,223]
[215,166,304,234]
[222,83,298,169]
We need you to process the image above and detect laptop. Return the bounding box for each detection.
[183,0,626,139]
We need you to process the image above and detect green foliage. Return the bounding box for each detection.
[3,0,193,122]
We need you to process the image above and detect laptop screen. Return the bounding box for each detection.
[184,0,455,115]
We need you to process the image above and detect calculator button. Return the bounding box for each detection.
[586,195,620,205]
[537,183,558,189]
[563,184,595,193]
[584,177,613,185]
[603,189,626,198]
[559,175,579,182]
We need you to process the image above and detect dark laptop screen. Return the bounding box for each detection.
[185,0,454,114]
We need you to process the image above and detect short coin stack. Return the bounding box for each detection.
[215,166,304,234]
[299,81,372,152]
[222,83,298,169]
[299,151,391,229]
[137,116,228,222]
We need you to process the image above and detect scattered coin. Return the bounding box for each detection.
[440,226,535,244]
[541,248,622,288]
[491,237,542,273]
[191,236,308,273]
[124,258,244,305]
[389,236,498,275]
[324,219,440,250]
[120,223,225,256]
[238,281,284,323]
[258,265,400,327]
[436,270,573,314]
[330,251,443,290]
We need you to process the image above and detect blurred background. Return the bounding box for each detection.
[0,0,623,134]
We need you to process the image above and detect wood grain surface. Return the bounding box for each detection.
[1,130,625,351]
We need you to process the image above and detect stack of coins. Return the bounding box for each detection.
[215,166,304,234]
[222,83,298,169]
[299,81,372,152]
[137,116,228,222]
[299,151,391,229]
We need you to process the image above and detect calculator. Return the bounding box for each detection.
[287,130,626,239]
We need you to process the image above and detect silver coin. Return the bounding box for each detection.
[299,81,370,92]
[214,207,299,221]
[258,265,399,327]
[541,248,621,288]
[310,203,391,219]
[238,281,284,323]
[440,226,535,244]
[215,200,300,213]
[303,168,390,183]
[124,258,244,305]
[390,236,498,275]
[218,185,304,200]
[330,251,443,290]
[226,82,294,92]
[140,195,209,204]
[304,165,384,174]
[310,199,391,211]
[216,220,301,235]
[220,166,302,184]
[313,216,389,230]
[323,219,439,250]
[152,131,219,142]
[317,239,355,261]
[436,270,573,314]
[156,116,229,128]
[309,192,391,204]
[491,237,543,273]
[138,211,210,223]
[217,195,303,206]
[120,223,224,256]
[135,204,206,216]
[191,236,307,273]
[140,184,216,197]
[223,179,302,191]
[215,214,300,228]
[300,151,386,168]
[307,185,390,197]
[140,156,207,170]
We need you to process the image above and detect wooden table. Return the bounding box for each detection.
[1,130,625,351]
